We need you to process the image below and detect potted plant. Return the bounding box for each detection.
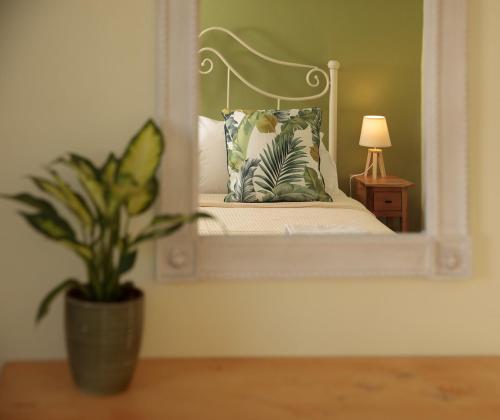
[3,120,208,395]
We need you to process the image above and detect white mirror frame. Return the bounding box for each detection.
[155,0,470,281]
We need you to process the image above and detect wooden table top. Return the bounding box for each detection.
[352,175,415,188]
[1,357,500,420]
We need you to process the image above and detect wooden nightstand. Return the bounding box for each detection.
[352,175,415,232]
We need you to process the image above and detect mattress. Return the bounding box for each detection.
[198,191,393,235]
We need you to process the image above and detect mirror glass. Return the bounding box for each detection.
[198,0,423,236]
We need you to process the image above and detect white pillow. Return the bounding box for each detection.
[198,115,339,196]
[198,116,228,193]
[319,141,339,197]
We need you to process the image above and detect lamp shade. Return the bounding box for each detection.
[359,116,391,148]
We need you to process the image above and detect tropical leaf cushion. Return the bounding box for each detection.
[222,108,332,203]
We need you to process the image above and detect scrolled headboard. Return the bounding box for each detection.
[199,26,340,162]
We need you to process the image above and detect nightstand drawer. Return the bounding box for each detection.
[374,191,401,211]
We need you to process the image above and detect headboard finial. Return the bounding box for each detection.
[328,60,341,70]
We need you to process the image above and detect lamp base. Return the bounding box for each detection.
[364,148,387,179]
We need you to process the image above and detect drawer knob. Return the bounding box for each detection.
[384,200,392,204]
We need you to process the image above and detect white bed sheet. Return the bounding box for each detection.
[198,191,393,235]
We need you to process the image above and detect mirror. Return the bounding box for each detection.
[197,0,423,236]
[156,0,469,280]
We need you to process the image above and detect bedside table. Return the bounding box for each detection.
[352,175,415,232]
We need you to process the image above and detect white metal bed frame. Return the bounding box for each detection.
[198,26,340,162]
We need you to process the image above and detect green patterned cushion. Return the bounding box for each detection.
[222,108,332,203]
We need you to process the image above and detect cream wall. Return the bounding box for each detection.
[0,0,498,364]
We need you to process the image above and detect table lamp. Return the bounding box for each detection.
[359,115,391,179]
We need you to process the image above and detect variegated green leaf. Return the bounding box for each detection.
[126,177,158,216]
[118,120,163,187]
[150,213,188,226]
[57,154,107,215]
[31,176,67,205]
[21,211,76,241]
[133,212,212,245]
[81,177,106,214]
[47,169,94,227]
[113,173,138,190]
[2,193,57,215]
[117,250,137,275]
[63,241,93,260]
[152,211,212,226]
[101,153,119,186]
[36,278,82,323]
[20,211,92,261]
[133,223,184,245]
[67,153,100,179]
[102,173,138,217]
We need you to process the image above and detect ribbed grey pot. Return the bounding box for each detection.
[64,289,144,395]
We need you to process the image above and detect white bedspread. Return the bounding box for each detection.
[198,191,393,235]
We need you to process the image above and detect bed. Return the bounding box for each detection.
[198,27,392,236]
[199,191,391,235]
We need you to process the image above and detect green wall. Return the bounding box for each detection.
[200,0,423,231]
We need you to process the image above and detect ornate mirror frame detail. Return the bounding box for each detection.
[155,0,470,281]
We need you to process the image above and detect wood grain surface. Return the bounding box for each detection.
[352,175,414,188]
[1,357,500,420]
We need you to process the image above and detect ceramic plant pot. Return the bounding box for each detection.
[64,288,144,395]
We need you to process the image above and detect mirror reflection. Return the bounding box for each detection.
[198,0,423,236]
